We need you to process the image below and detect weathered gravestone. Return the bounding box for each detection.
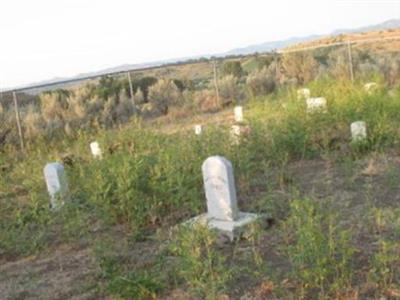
[351,121,367,142]
[297,88,311,100]
[187,156,259,240]
[194,125,202,135]
[230,125,251,145]
[90,141,102,159]
[203,156,239,221]
[364,82,378,93]
[234,106,243,123]
[230,125,242,145]
[306,97,327,113]
[43,162,69,209]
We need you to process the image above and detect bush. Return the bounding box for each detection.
[219,75,243,106]
[24,105,46,139]
[246,67,276,97]
[148,79,182,115]
[193,89,218,112]
[281,52,319,85]
[282,199,355,297]
[221,60,244,78]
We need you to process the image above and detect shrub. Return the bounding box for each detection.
[24,105,46,139]
[219,75,243,106]
[281,52,319,85]
[246,67,276,97]
[193,89,218,112]
[168,225,233,299]
[221,60,244,78]
[148,79,182,115]
[282,199,355,297]
[134,88,145,105]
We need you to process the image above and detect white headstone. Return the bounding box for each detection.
[194,125,202,135]
[364,82,377,92]
[185,156,260,240]
[230,125,241,145]
[234,106,243,123]
[90,141,102,159]
[351,121,367,142]
[306,97,327,113]
[297,88,311,100]
[202,156,239,221]
[43,163,69,209]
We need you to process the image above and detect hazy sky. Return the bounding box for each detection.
[1,0,399,88]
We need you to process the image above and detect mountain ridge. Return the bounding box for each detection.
[5,18,400,92]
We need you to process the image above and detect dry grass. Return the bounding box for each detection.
[285,28,400,53]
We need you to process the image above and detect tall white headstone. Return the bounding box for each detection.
[297,88,311,100]
[90,141,102,159]
[202,156,239,221]
[306,97,327,113]
[43,163,69,209]
[351,121,367,142]
[234,106,243,123]
[194,125,202,135]
[185,156,259,240]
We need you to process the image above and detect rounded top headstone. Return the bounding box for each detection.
[202,156,239,221]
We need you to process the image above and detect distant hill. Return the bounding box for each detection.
[5,18,400,93]
[285,27,400,53]
[225,19,400,55]
[331,19,400,35]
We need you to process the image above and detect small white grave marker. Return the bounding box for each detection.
[351,121,367,142]
[43,163,69,209]
[364,82,378,93]
[234,106,243,123]
[186,156,259,240]
[90,141,102,159]
[297,88,311,100]
[194,125,202,135]
[230,125,241,145]
[306,97,327,113]
[230,125,251,145]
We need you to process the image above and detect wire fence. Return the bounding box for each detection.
[1,34,400,152]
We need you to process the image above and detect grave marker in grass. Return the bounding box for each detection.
[364,82,378,93]
[194,125,202,135]
[186,156,259,240]
[43,162,69,210]
[230,125,241,145]
[351,121,367,142]
[230,124,251,145]
[306,97,327,113]
[234,106,243,123]
[297,88,310,100]
[90,141,102,159]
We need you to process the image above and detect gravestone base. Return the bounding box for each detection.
[187,212,260,241]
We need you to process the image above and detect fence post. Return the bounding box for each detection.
[127,71,137,113]
[13,91,25,151]
[347,41,354,83]
[213,60,221,108]
[275,52,280,83]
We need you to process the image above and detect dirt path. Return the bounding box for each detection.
[0,246,100,300]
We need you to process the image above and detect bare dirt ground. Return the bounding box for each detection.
[0,246,100,300]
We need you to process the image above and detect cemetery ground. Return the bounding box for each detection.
[1,79,400,299]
